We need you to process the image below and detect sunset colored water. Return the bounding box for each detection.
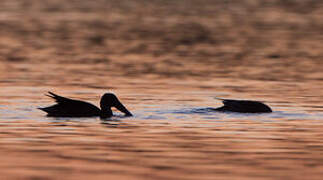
[1,1,323,179]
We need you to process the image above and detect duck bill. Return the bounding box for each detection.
[115,101,132,116]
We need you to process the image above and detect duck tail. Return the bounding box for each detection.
[45,91,62,99]
[214,97,226,101]
[47,91,57,97]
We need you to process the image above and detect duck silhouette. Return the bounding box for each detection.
[213,98,272,113]
[39,92,132,118]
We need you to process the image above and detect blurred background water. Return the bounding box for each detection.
[1,0,323,179]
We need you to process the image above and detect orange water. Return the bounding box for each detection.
[1,61,323,180]
[1,0,323,179]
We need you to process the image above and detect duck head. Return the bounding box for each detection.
[100,93,132,118]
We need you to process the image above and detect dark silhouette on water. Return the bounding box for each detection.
[213,98,272,113]
[39,92,132,118]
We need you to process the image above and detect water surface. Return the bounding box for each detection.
[1,1,323,179]
[1,62,323,180]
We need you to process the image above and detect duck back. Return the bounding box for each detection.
[39,92,101,117]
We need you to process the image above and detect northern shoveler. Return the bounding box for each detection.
[39,92,132,118]
[213,98,272,113]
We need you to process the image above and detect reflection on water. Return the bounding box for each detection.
[1,0,323,179]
